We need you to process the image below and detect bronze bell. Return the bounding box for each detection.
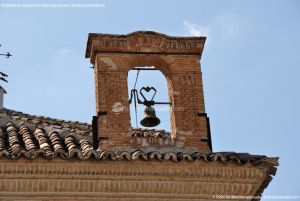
[140,106,161,127]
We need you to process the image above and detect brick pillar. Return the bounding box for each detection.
[94,55,131,149]
[169,56,208,151]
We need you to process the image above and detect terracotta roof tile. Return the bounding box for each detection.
[0,118,278,167]
[0,108,278,173]
[0,108,92,136]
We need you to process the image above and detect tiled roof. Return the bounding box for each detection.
[0,122,93,160]
[0,108,93,160]
[0,108,278,174]
[0,108,92,136]
[0,119,278,164]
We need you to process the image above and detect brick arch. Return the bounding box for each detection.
[124,54,176,137]
[126,54,174,78]
[86,31,210,152]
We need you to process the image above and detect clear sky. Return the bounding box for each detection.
[0,0,299,199]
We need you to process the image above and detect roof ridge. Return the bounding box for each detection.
[1,108,91,126]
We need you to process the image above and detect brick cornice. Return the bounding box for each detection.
[0,159,276,200]
[85,31,206,63]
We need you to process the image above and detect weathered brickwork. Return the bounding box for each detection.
[86,31,210,151]
[0,158,276,200]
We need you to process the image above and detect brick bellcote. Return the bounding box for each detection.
[86,31,212,153]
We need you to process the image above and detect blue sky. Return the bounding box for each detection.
[0,0,299,199]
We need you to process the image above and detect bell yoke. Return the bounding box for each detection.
[128,86,171,127]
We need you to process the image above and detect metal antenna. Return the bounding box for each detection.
[0,44,12,59]
[0,44,11,83]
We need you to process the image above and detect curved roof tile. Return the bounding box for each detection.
[0,108,278,174]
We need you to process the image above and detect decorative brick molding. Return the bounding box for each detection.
[0,158,277,200]
[86,31,206,60]
[86,31,210,151]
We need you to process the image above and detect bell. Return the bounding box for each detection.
[140,106,161,127]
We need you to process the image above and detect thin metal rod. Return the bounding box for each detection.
[133,70,140,128]
[132,68,158,71]
[133,70,140,89]
[154,102,172,105]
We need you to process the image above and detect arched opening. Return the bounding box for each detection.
[127,66,170,131]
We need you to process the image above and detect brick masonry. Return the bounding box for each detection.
[86,31,211,152]
[0,158,276,200]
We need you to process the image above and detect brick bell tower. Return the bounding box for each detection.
[86,31,212,153]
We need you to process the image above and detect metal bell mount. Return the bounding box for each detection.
[129,86,171,127]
